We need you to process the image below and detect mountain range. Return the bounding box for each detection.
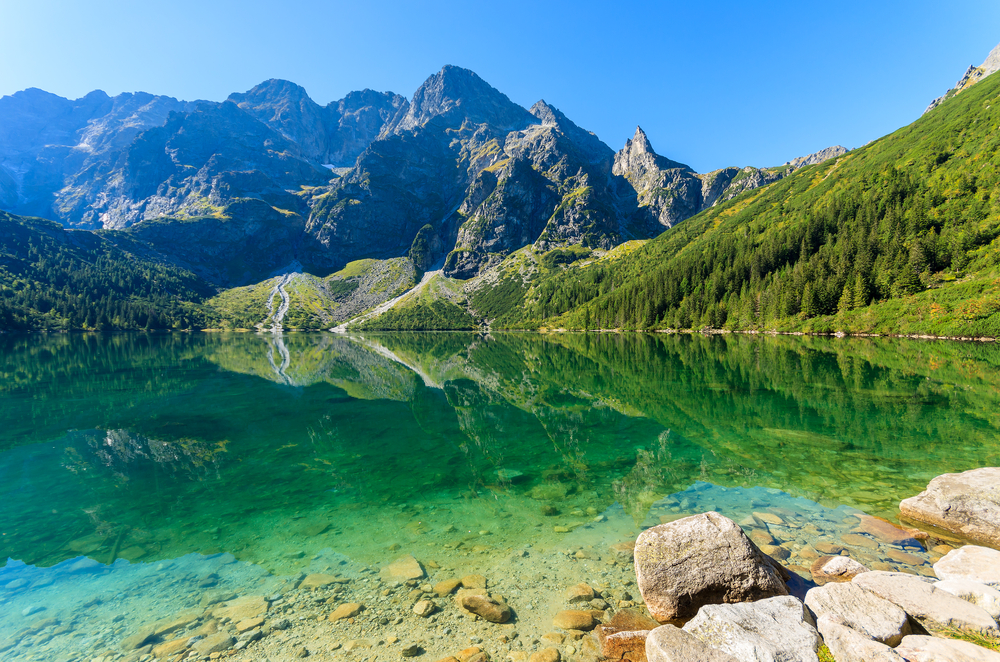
[0,66,842,289]
[4,45,996,337]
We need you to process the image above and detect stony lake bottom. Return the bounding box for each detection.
[1,331,998,661]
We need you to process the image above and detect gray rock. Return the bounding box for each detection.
[645,624,738,662]
[815,614,904,662]
[805,581,909,645]
[810,555,869,584]
[634,512,789,622]
[935,546,1000,588]
[192,632,235,655]
[899,467,1000,549]
[894,634,1000,661]
[935,579,1000,619]
[853,571,999,632]
[682,595,820,662]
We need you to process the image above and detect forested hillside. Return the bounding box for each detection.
[493,65,1000,337]
[0,213,216,330]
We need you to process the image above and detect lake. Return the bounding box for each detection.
[1,331,998,659]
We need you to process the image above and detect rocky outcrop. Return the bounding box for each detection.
[899,467,1000,549]
[634,512,788,622]
[645,625,738,662]
[815,615,905,662]
[926,42,1000,113]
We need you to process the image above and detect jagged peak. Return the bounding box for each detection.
[630,126,653,154]
[783,145,849,169]
[387,65,533,135]
[228,79,313,106]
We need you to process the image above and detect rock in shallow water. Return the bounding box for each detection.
[634,512,789,622]
[810,555,869,584]
[681,595,820,662]
[899,467,1000,549]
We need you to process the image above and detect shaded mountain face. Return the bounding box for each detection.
[0,67,847,286]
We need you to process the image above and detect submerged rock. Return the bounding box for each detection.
[381,555,425,582]
[899,467,1000,549]
[810,555,869,584]
[595,609,661,662]
[634,512,788,622]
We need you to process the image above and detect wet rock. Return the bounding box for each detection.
[885,548,924,565]
[853,571,999,632]
[300,573,340,590]
[529,648,560,662]
[634,512,788,622]
[853,515,921,546]
[935,579,1000,619]
[595,609,661,662]
[804,581,910,645]
[815,614,905,662]
[934,546,1000,588]
[457,646,486,662]
[759,544,789,561]
[381,555,425,582]
[645,625,738,662]
[435,579,462,597]
[238,628,263,642]
[894,634,1000,661]
[329,602,363,621]
[236,616,264,632]
[151,636,190,658]
[565,583,595,603]
[748,530,774,547]
[462,574,488,589]
[840,533,878,549]
[811,555,869,584]
[414,599,437,617]
[542,506,558,516]
[753,512,783,525]
[553,610,595,631]
[402,644,422,657]
[212,595,268,622]
[67,557,102,572]
[294,644,310,657]
[610,542,635,560]
[192,632,235,656]
[815,542,847,555]
[5,578,28,590]
[899,468,1000,549]
[200,589,237,608]
[682,595,820,661]
[459,595,510,623]
[120,625,157,650]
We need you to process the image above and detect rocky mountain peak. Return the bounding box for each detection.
[925,41,1000,113]
[528,100,613,162]
[629,126,654,155]
[783,145,848,169]
[613,126,690,178]
[387,65,534,135]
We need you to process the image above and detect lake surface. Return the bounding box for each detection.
[1,331,998,659]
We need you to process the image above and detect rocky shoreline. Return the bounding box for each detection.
[3,470,999,662]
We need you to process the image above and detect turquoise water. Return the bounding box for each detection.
[1,332,999,658]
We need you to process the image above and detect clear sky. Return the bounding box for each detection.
[1,0,998,172]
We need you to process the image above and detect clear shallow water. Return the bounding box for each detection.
[2,332,999,658]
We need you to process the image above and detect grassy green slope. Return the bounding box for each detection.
[0,212,217,331]
[500,71,1000,336]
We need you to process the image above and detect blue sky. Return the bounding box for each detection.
[1,0,998,172]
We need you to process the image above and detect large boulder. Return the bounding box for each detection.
[853,571,999,632]
[934,546,1000,588]
[645,625,738,662]
[899,467,1000,549]
[934,579,1000,619]
[804,582,910,646]
[682,595,820,662]
[815,615,905,662]
[894,634,1000,661]
[634,512,788,622]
